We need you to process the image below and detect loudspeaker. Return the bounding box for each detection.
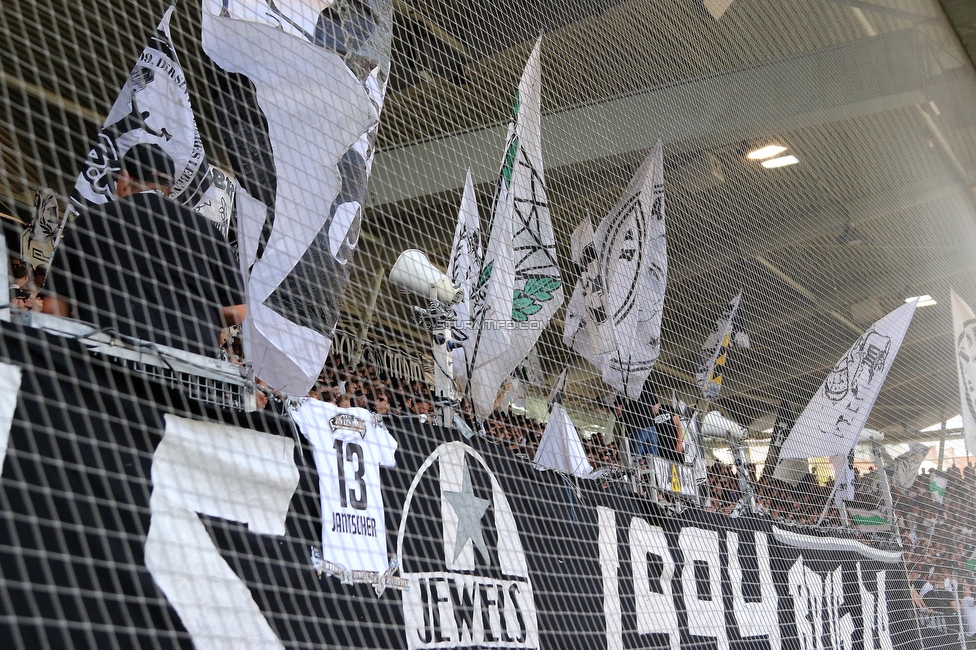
[389,249,463,305]
[700,410,747,442]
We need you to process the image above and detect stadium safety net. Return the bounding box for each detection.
[1,0,976,648]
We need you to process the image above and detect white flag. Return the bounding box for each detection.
[889,442,929,490]
[563,218,614,363]
[448,170,481,389]
[72,6,210,210]
[951,288,976,455]
[202,2,386,395]
[547,367,568,408]
[469,38,562,419]
[534,403,592,478]
[467,169,516,419]
[695,291,749,401]
[831,455,856,502]
[777,300,917,464]
[593,141,668,398]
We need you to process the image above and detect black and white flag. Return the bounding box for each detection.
[563,218,614,365]
[695,291,749,401]
[202,0,392,395]
[888,442,929,490]
[448,170,481,389]
[951,288,976,455]
[564,142,667,399]
[777,300,916,465]
[22,188,60,270]
[71,6,210,210]
[469,38,559,419]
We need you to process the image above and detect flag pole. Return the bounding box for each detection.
[872,442,902,548]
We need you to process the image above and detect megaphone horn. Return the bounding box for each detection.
[389,250,463,305]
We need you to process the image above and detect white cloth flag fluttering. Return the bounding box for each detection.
[695,291,749,401]
[951,288,976,456]
[534,404,592,478]
[889,442,930,490]
[563,218,615,365]
[776,300,917,468]
[202,2,385,395]
[72,6,211,210]
[469,37,562,419]
[564,142,667,399]
[448,171,482,389]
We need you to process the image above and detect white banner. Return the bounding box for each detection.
[777,300,917,463]
[951,288,976,456]
[72,6,210,209]
[448,170,482,389]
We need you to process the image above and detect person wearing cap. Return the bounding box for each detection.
[44,143,245,358]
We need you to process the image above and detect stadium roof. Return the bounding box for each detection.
[3,0,976,435]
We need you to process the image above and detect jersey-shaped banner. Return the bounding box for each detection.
[291,399,398,575]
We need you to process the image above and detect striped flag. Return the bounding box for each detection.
[848,508,892,532]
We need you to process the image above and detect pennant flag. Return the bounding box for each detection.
[469,37,562,419]
[533,403,592,478]
[201,0,390,395]
[71,6,210,211]
[847,508,892,532]
[448,170,482,389]
[951,288,976,455]
[776,300,917,464]
[563,142,667,398]
[547,368,568,408]
[889,442,929,490]
[695,291,750,401]
[563,217,614,363]
[930,470,949,504]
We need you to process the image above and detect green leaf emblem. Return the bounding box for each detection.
[478,261,494,289]
[512,277,562,321]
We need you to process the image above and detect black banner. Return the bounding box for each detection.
[0,326,934,649]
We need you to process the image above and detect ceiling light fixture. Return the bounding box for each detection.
[747,144,788,160]
[761,155,799,169]
[906,295,937,307]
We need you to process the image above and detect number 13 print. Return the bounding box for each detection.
[334,440,367,510]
